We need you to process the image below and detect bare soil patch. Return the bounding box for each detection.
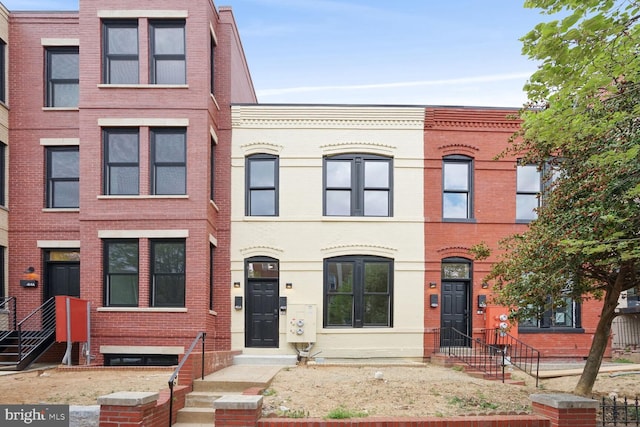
[261,363,640,418]
[0,367,172,406]
[0,362,639,419]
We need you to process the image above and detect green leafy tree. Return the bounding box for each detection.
[479,0,640,396]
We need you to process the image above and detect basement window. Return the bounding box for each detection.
[104,354,178,366]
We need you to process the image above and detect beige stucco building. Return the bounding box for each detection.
[231,105,425,359]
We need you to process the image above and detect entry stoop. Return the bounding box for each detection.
[172,364,284,427]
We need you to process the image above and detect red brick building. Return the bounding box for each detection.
[6,0,255,365]
[424,107,605,359]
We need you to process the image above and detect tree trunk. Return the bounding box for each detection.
[573,276,623,396]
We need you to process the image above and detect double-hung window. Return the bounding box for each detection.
[46,47,79,107]
[149,20,186,85]
[516,164,541,221]
[45,46,80,108]
[104,240,139,307]
[0,39,5,103]
[210,32,216,95]
[151,239,185,307]
[150,128,186,195]
[442,156,472,219]
[46,147,79,208]
[0,246,4,300]
[103,129,139,195]
[324,154,392,217]
[103,20,139,84]
[0,142,5,207]
[324,256,393,328]
[246,154,278,216]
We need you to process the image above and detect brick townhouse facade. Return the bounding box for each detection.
[0,0,607,366]
[4,0,255,365]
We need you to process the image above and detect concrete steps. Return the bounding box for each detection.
[174,363,284,427]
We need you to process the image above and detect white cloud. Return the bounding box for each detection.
[258,72,534,96]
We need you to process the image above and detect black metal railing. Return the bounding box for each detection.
[600,396,640,426]
[434,327,506,382]
[0,297,17,341]
[612,314,640,350]
[16,297,56,360]
[483,328,541,387]
[167,332,206,427]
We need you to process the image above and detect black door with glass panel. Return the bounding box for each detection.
[245,258,279,348]
[245,281,279,348]
[440,281,470,346]
[440,258,472,347]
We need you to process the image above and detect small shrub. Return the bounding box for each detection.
[325,406,368,419]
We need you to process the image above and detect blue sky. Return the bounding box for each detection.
[2,0,551,107]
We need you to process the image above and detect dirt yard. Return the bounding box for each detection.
[0,362,639,418]
[261,363,640,418]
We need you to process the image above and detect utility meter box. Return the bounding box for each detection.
[485,305,518,340]
[286,304,317,343]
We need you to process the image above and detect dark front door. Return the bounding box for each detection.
[440,281,470,347]
[46,262,80,299]
[245,281,279,348]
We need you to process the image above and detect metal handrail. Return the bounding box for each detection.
[167,332,206,427]
[16,297,56,363]
[483,328,541,387]
[435,327,506,383]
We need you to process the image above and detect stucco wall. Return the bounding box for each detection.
[231,105,425,359]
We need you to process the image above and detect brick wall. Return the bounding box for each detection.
[422,107,607,359]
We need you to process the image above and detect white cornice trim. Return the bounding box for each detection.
[232,105,425,129]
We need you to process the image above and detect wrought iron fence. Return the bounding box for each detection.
[600,396,640,426]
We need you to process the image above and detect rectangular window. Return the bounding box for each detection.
[209,243,215,311]
[246,154,278,216]
[46,147,79,208]
[104,240,139,307]
[210,137,215,201]
[150,128,186,195]
[520,297,582,330]
[151,239,185,307]
[0,39,6,103]
[103,20,139,84]
[443,156,472,219]
[516,164,541,221]
[0,246,4,300]
[46,47,79,107]
[210,32,216,95]
[324,154,392,217]
[0,142,5,207]
[149,20,186,85]
[104,129,139,195]
[324,256,393,328]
